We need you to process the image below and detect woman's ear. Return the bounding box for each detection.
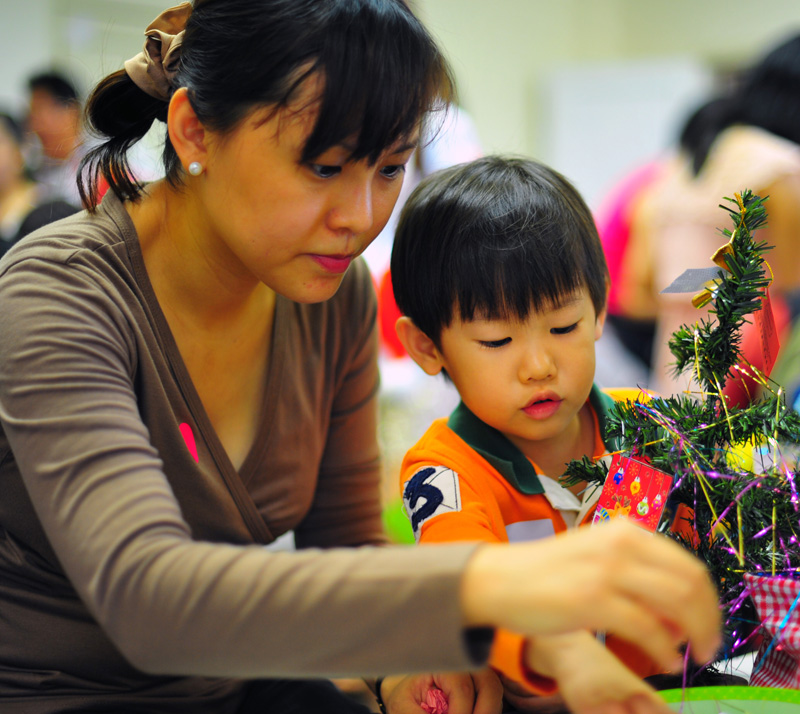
[395,316,445,376]
[167,87,207,172]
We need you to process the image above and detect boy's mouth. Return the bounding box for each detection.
[522,394,562,419]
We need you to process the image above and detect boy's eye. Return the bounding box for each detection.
[380,164,406,179]
[479,337,511,349]
[551,323,578,335]
[309,164,342,179]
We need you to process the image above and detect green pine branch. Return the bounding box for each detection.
[563,191,800,658]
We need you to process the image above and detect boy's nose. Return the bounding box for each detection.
[519,348,555,382]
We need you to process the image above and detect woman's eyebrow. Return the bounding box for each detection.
[390,139,418,154]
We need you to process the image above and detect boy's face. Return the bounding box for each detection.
[435,288,605,458]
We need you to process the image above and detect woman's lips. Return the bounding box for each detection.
[311,254,353,274]
[522,397,562,420]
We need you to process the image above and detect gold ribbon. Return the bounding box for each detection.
[691,278,721,309]
[123,2,193,102]
[692,192,745,307]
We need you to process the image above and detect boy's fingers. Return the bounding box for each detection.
[439,687,473,714]
[470,670,504,714]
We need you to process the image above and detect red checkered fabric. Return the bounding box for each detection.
[745,573,800,688]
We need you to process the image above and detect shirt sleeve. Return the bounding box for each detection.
[0,255,487,680]
[400,458,555,695]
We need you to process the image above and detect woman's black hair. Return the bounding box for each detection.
[682,32,800,177]
[678,96,736,177]
[391,156,608,346]
[79,0,454,210]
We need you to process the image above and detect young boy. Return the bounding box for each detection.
[391,156,664,711]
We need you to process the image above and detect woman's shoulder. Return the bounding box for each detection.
[0,191,133,277]
[708,126,800,182]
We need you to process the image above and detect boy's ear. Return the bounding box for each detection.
[594,281,610,341]
[395,316,445,376]
[594,305,608,341]
[167,87,208,171]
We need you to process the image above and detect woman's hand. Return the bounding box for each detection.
[382,670,503,714]
[460,519,722,673]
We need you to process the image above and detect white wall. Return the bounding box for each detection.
[419,0,800,155]
[0,0,53,114]
[4,0,800,202]
[417,0,800,205]
[0,0,165,110]
[539,57,713,207]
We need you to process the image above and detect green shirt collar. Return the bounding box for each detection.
[446,384,616,495]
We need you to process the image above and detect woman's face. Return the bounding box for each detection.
[193,76,417,304]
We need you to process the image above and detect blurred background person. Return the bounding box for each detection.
[592,97,733,392]
[0,110,77,258]
[25,70,86,206]
[0,112,38,254]
[592,159,665,390]
[619,32,800,404]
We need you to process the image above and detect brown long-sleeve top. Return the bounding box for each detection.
[0,192,485,713]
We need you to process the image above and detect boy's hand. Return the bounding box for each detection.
[461,519,722,672]
[383,670,503,714]
[522,631,673,714]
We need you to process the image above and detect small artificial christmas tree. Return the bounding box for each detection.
[564,190,800,675]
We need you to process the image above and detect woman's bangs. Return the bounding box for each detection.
[301,2,449,162]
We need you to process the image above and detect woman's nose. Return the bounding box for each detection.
[328,177,374,235]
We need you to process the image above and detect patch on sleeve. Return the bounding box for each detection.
[402,465,462,541]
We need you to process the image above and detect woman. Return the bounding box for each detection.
[0,1,721,713]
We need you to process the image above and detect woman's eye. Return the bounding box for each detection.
[479,337,511,349]
[309,164,342,179]
[380,164,406,179]
[552,323,578,335]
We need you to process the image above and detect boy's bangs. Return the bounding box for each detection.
[300,2,450,163]
[453,229,589,324]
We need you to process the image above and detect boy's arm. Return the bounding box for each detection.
[508,631,670,714]
[400,459,558,697]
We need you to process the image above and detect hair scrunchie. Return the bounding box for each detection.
[124,2,193,102]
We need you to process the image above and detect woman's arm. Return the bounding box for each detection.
[461,520,722,671]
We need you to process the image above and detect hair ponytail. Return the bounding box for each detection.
[78,69,170,211]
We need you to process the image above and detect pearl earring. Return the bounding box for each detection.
[188,161,203,176]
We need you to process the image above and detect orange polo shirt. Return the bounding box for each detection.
[399,386,660,694]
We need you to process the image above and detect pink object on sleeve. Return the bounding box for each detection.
[421,688,448,714]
